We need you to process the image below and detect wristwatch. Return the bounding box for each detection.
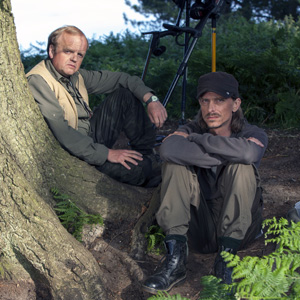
[145,95,159,106]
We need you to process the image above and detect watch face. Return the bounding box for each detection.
[152,96,158,101]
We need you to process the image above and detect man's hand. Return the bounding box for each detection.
[107,149,143,170]
[163,131,189,142]
[147,101,168,128]
[143,92,167,128]
[247,137,264,147]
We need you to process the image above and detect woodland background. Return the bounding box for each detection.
[21,0,300,130]
[0,0,299,299]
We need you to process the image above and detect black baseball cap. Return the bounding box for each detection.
[197,71,239,99]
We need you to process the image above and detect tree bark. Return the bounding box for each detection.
[0,0,154,298]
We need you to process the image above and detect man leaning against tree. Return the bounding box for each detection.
[142,71,268,293]
[26,25,167,187]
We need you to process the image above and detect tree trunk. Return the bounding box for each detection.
[0,1,154,298]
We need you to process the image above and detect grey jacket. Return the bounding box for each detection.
[160,118,268,169]
[27,59,153,166]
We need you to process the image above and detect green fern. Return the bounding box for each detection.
[145,225,166,255]
[147,291,191,300]
[200,217,300,300]
[145,218,300,299]
[264,217,300,252]
[51,188,103,242]
[199,276,235,300]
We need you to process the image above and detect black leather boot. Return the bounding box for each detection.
[142,235,188,294]
[214,246,237,284]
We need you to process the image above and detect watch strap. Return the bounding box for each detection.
[146,95,159,105]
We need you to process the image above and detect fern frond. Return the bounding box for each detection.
[51,188,103,241]
[226,217,300,299]
[145,225,165,254]
[266,220,300,253]
[200,275,235,300]
[147,291,190,299]
[50,187,70,201]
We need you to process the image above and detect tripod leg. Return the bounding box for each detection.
[180,0,192,125]
[141,46,152,81]
[162,36,199,108]
[162,10,212,108]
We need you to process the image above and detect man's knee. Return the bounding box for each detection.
[221,163,257,192]
[224,163,256,179]
[162,163,195,178]
[97,158,151,186]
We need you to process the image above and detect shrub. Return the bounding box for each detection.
[21,15,300,128]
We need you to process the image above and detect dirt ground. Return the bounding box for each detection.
[88,122,300,300]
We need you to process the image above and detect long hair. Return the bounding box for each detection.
[197,106,245,133]
[47,25,89,58]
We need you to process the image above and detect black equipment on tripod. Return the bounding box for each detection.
[141,0,229,124]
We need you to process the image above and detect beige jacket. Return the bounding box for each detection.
[26,60,89,129]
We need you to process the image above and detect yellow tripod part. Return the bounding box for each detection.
[212,26,216,72]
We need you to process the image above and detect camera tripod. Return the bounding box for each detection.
[142,0,228,124]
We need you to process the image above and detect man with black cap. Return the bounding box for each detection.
[142,71,268,293]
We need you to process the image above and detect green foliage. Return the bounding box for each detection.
[147,291,191,300]
[20,14,300,128]
[81,31,151,109]
[199,276,235,300]
[144,220,300,300]
[124,0,180,31]
[189,14,300,128]
[50,188,103,242]
[83,31,148,74]
[21,42,47,73]
[263,217,300,253]
[145,225,166,254]
[125,0,300,23]
[200,217,300,300]
[275,88,300,128]
[231,0,300,21]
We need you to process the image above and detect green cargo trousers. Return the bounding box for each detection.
[156,162,263,253]
[89,88,156,186]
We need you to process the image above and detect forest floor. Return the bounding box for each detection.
[89,121,300,300]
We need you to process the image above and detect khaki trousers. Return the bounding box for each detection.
[156,162,263,253]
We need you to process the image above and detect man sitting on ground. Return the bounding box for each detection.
[142,71,268,293]
[27,25,167,187]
